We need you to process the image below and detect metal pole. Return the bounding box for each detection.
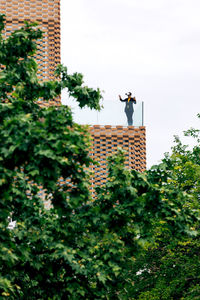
[142,101,144,126]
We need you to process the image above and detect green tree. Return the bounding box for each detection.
[0,15,102,299]
[126,127,200,299]
[0,14,199,299]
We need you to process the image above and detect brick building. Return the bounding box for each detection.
[89,125,146,193]
[0,0,61,106]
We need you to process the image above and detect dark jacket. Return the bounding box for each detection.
[120,97,136,113]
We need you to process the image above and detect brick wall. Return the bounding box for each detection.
[0,0,61,106]
[89,125,146,193]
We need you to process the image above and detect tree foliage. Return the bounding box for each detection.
[128,129,200,299]
[0,15,200,299]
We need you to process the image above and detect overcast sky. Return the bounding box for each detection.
[61,0,200,168]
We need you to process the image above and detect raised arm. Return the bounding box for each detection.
[119,95,127,102]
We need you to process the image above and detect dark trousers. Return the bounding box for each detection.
[125,106,133,126]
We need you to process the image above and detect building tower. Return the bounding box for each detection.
[0,0,61,106]
[89,125,146,194]
[69,100,146,193]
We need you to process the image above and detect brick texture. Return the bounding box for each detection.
[0,0,61,106]
[89,125,146,193]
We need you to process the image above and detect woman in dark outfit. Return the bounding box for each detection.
[119,92,136,126]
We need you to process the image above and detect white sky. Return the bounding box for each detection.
[61,0,200,168]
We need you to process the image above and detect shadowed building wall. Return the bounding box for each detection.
[0,0,61,106]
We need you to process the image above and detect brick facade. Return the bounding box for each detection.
[89,125,146,193]
[0,0,61,106]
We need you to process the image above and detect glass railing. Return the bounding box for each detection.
[63,98,144,127]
